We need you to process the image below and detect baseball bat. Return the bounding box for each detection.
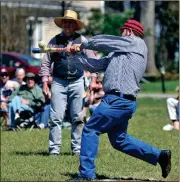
[32,42,81,54]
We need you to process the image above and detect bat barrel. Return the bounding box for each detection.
[32,48,41,54]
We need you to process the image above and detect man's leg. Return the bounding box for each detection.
[78,106,104,179]
[166,98,179,130]
[173,102,179,130]
[78,95,120,179]
[37,104,50,129]
[166,98,178,121]
[107,97,171,178]
[8,96,22,129]
[49,78,67,155]
[108,128,161,165]
[68,77,84,155]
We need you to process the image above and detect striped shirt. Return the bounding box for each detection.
[74,35,147,97]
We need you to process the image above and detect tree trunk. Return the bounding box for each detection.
[140,1,158,75]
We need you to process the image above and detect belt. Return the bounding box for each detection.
[105,89,136,101]
[53,75,81,81]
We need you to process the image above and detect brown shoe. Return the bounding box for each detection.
[158,150,171,178]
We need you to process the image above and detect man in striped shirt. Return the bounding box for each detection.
[69,19,171,180]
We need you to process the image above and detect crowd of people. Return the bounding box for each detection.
[1,9,178,180]
[0,68,48,130]
[0,67,104,131]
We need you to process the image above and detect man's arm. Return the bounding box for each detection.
[39,38,55,95]
[74,53,111,73]
[8,87,20,102]
[75,35,146,57]
[82,35,137,53]
[39,53,52,82]
[29,85,45,108]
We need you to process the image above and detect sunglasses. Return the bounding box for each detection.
[0,73,8,77]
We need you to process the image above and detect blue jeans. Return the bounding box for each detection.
[36,104,50,129]
[79,94,161,179]
[8,96,34,128]
[49,76,84,154]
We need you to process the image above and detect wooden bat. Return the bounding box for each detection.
[32,42,81,54]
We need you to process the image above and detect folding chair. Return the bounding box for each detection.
[15,98,45,131]
[16,109,43,131]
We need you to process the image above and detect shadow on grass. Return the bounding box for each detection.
[62,172,170,181]
[62,172,110,181]
[13,151,72,156]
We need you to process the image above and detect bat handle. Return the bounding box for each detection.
[32,48,41,54]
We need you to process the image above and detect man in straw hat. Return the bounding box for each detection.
[69,19,171,180]
[39,10,97,156]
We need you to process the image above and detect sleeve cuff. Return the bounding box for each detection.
[82,39,89,49]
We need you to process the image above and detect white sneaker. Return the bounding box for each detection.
[15,113,20,120]
[163,124,174,131]
[37,123,45,129]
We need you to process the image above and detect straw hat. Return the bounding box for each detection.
[54,10,84,30]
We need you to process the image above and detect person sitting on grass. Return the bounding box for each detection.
[36,76,52,129]
[163,87,179,131]
[7,72,45,131]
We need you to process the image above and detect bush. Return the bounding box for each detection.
[164,71,179,80]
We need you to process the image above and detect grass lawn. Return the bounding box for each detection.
[1,98,179,181]
[140,80,179,93]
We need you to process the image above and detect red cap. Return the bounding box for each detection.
[119,19,144,36]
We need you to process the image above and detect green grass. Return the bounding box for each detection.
[1,98,179,181]
[140,80,179,93]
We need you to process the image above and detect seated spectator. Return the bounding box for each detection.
[0,68,19,104]
[82,71,92,123]
[163,87,179,131]
[0,68,19,127]
[84,73,105,121]
[13,68,26,85]
[88,73,105,115]
[7,72,45,130]
[36,76,52,129]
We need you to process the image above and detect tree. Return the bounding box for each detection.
[1,1,41,54]
[1,1,73,54]
[155,1,179,72]
[1,3,27,53]
[85,8,134,37]
[140,1,159,75]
